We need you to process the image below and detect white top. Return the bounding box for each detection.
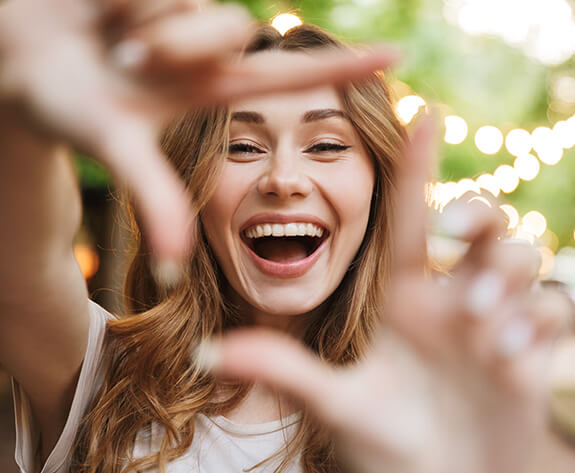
[12,301,302,473]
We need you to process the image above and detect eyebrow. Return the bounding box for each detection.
[231,111,264,124]
[302,109,348,123]
[230,108,348,125]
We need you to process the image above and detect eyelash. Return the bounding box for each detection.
[306,142,351,154]
[228,143,264,155]
[228,142,351,155]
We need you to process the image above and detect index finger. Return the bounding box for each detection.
[205,46,402,104]
[392,114,437,273]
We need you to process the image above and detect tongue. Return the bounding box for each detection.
[255,238,308,263]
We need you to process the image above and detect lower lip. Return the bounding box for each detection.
[243,238,328,278]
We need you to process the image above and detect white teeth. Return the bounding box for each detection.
[245,222,326,239]
[285,223,298,236]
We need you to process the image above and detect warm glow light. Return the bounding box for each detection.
[513,225,536,244]
[494,164,520,193]
[444,115,468,144]
[74,244,100,280]
[475,173,500,197]
[430,181,459,210]
[455,178,480,198]
[271,13,303,35]
[445,0,575,66]
[553,120,575,149]
[500,204,519,229]
[537,145,564,165]
[396,95,426,125]
[505,128,532,156]
[538,246,555,278]
[514,153,540,181]
[541,230,559,252]
[522,210,547,238]
[475,126,504,155]
[531,126,564,164]
[531,126,554,152]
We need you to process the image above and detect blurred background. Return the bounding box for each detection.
[2,0,575,470]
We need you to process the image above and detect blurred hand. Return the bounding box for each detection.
[0,0,399,270]
[202,117,571,473]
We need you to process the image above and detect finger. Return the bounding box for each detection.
[198,329,342,423]
[458,241,540,321]
[382,277,454,356]
[437,196,507,270]
[93,116,195,278]
[205,46,402,104]
[391,114,437,272]
[112,5,253,70]
[471,287,571,369]
[101,0,208,28]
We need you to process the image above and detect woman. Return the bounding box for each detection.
[0,0,571,472]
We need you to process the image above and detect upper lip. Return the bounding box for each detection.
[240,213,330,234]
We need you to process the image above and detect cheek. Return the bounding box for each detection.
[326,160,375,232]
[200,166,246,254]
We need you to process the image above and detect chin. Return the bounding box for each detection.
[246,288,327,318]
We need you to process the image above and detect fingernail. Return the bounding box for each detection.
[193,339,222,372]
[152,259,184,289]
[435,201,474,239]
[111,39,148,70]
[497,317,534,358]
[466,270,505,318]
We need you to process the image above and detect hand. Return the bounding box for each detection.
[202,117,571,473]
[0,0,399,268]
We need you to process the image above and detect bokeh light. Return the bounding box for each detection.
[396,95,426,124]
[475,173,500,197]
[537,145,564,165]
[541,230,559,252]
[513,153,540,181]
[475,126,503,155]
[444,115,468,144]
[553,119,575,149]
[500,204,520,229]
[455,178,480,198]
[74,244,100,280]
[538,246,555,278]
[444,0,575,65]
[505,128,532,156]
[494,164,519,193]
[271,13,303,35]
[522,210,547,237]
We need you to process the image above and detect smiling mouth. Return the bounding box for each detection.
[242,222,329,263]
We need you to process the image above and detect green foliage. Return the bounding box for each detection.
[75,154,110,189]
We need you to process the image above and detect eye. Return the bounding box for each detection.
[305,142,351,154]
[229,142,265,155]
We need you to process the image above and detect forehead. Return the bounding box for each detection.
[231,50,342,116]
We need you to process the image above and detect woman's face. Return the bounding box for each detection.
[201,51,375,324]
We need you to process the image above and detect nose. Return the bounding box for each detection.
[257,151,313,200]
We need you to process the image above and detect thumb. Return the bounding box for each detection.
[198,329,341,422]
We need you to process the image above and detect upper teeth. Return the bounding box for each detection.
[245,223,324,239]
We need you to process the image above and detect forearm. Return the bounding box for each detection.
[0,104,82,302]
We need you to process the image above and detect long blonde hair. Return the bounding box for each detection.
[72,24,406,473]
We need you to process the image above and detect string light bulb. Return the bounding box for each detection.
[475,126,503,155]
[271,13,303,35]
